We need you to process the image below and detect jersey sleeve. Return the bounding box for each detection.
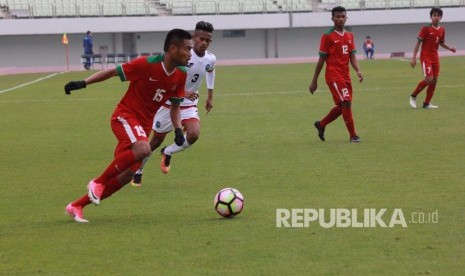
[418,26,428,41]
[170,69,187,103]
[440,28,445,44]
[206,54,216,89]
[349,33,357,55]
[319,34,330,57]
[116,57,148,82]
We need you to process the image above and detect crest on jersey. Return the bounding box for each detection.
[205,64,214,72]
[187,63,194,68]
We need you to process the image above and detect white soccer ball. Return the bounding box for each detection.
[214,188,244,218]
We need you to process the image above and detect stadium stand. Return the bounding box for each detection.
[0,0,463,18]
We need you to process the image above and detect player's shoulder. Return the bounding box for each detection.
[204,50,216,61]
[176,65,188,74]
[146,54,164,64]
[323,27,335,35]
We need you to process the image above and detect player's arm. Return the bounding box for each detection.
[169,100,185,146]
[439,42,456,53]
[349,52,363,82]
[64,68,118,95]
[410,39,421,68]
[309,56,325,94]
[205,69,215,114]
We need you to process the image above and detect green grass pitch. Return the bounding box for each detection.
[1,56,464,275]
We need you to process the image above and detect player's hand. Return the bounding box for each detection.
[357,71,363,82]
[309,81,317,94]
[451,47,456,53]
[185,91,199,101]
[64,80,86,95]
[205,99,213,115]
[410,59,416,68]
[174,128,185,146]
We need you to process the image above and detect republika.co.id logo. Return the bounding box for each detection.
[276,208,439,228]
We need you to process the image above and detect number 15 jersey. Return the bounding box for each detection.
[115,55,186,129]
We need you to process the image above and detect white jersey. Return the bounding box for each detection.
[166,49,216,107]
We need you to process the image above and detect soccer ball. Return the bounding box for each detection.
[214,188,244,218]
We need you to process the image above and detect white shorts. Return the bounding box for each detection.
[152,105,199,134]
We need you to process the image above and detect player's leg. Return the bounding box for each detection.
[410,60,433,108]
[132,107,172,185]
[160,107,200,174]
[423,63,440,109]
[314,82,345,141]
[131,131,167,186]
[88,115,151,205]
[333,82,358,142]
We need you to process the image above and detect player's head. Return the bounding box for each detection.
[86,30,92,36]
[430,7,443,17]
[193,21,214,56]
[430,7,443,25]
[164,29,193,66]
[331,6,347,29]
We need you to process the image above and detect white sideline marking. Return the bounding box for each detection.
[0,72,64,94]
[0,83,463,103]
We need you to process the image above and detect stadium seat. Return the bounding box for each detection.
[116,53,127,63]
[92,54,104,69]
[364,0,387,10]
[105,53,116,64]
[437,0,463,6]
[412,0,437,8]
[55,0,79,17]
[127,53,139,61]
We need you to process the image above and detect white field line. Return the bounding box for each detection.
[0,72,64,94]
[0,84,463,103]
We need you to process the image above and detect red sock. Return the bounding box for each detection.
[341,106,356,137]
[320,105,342,128]
[72,194,92,207]
[94,150,135,185]
[101,177,124,200]
[412,80,428,97]
[424,82,437,105]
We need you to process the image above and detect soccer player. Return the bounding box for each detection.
[131,21,216,186]
[64,29,193,223]
[309,6,363,143]
[409,7,456,109]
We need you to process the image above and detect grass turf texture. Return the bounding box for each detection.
[1,57,464,275]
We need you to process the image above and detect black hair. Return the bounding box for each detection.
[331,6,346,16]
[195,21,214,33]
[430,7,443,17]
[163,29,192,52]
[86,31,91,35]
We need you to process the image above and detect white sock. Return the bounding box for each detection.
[164,135,190,155]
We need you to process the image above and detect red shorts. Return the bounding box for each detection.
[327,81,353,104]
[111,113,149,171]
[421,60,440,78]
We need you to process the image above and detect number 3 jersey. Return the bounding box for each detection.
[167,49,216,107]
[115,55,186,129]
[318,27,357,84]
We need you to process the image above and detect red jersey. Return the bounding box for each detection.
[114,55,186,129]
[319,27,357,83]
[418,24,445,63]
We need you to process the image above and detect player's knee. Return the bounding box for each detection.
[132,141,152,160]
[186,131,199,145]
